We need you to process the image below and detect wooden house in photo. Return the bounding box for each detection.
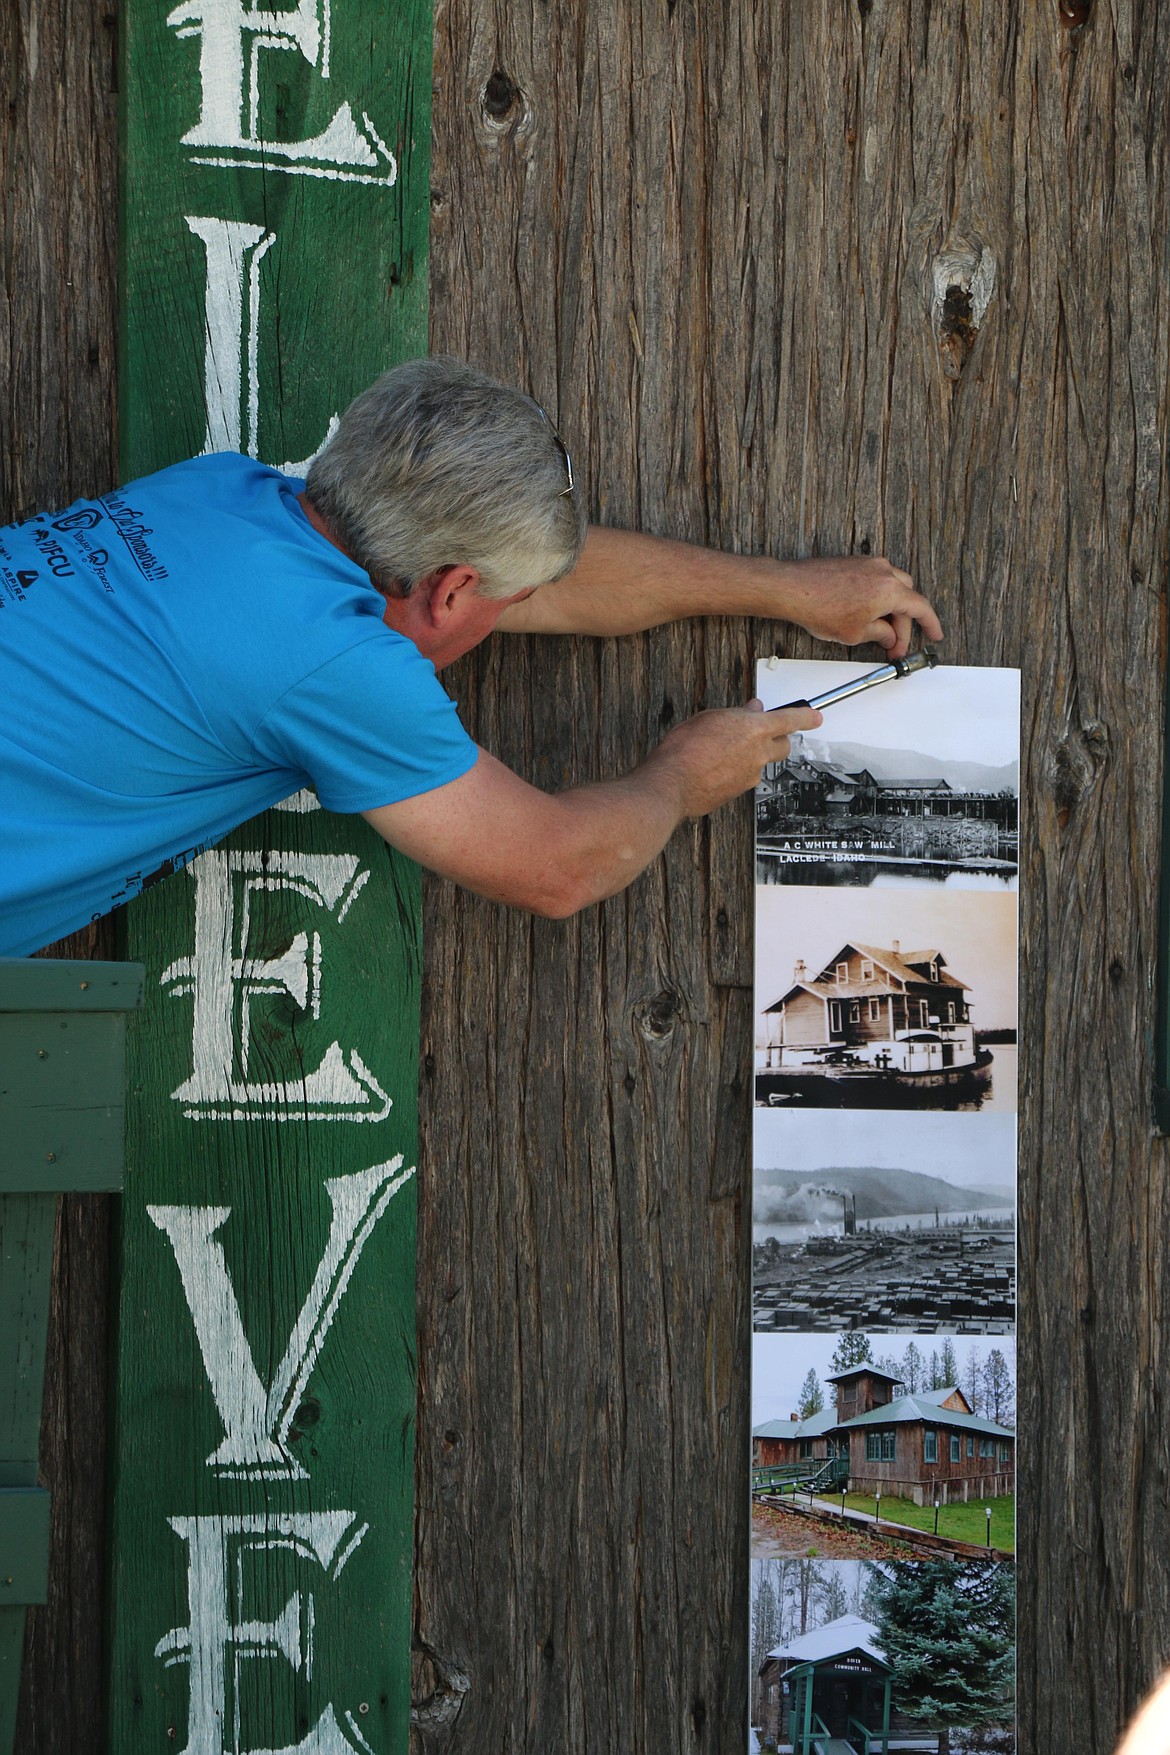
[755,1614,937,1753]
[826,1366,1014,1506]
[758,754,882,820]
[752,1366,1014,1508]
[752,1408,840,1470]
[759,941,979,1079]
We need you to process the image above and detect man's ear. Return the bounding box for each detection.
[420,564,482,626]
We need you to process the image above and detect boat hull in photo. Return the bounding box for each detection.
[755,1047,996,1110]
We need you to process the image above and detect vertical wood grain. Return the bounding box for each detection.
[7,0,1170,1748]
[421,3,1170,1752]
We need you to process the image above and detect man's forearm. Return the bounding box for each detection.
[495,525,944,657]
[363,705,819,919]
[498,525,794,636]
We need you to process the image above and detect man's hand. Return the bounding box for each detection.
[496,525,942,657]
[362,702,821,918]
[769,554,943,659]
[642,701,822,819]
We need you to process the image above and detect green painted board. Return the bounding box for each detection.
[0,960,144,1013]
[118,0,430,475]
[0,1194,56,1751]
[110,0,432,1745]
[0,1195,58,1487]
[0,1490,51,1604]
[0,1014,128,1194]
[110,824,421,1751]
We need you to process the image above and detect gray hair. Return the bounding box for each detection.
[305,356,586,599]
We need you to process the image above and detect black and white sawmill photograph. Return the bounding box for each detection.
[754,659,1020,891]
[753,1108,1016,1334]
[755,887,1018,1113]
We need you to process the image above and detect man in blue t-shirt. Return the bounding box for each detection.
[0,356,941,956]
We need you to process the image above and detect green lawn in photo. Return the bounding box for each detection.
[814,1492,1016,1553]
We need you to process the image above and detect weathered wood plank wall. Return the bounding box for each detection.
[4,0,1170,1751]
[421,4,1169,1753]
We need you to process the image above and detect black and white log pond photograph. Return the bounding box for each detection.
[753,1109,1016,1334]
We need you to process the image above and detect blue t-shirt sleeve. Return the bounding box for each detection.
[250,634,478,812]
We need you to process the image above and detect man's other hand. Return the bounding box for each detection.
[498,527,942,655]
[773,554,944,658]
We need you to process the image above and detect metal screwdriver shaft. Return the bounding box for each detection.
[771,648,939,714]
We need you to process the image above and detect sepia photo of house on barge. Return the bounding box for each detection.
[755,938,1009,1110]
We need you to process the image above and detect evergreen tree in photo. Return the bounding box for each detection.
[983,1349,1015,1425]
[817,1567,849,1624]
[939,1336,959,1388]
[901,1340,924,1394]
[750,1563,784,1739]
[868,1561,1015,1755]
[830,1331,873,1373]
[751,1563,783,1677]
[962,1344,985,1416]
[798,1367,825,1418]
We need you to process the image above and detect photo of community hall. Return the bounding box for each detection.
[753,1360,1015,1510]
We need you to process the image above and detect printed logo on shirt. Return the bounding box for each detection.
[82,549,116,594]
[1,565,36,604]
[30,528,76,578]
[53,506,105,534]
[100,490,170,582]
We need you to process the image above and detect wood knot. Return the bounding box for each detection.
[635,989,684,1041]
[482,67,522,125]
[931,240,996,381]
[1049,720,1109,827]
[1060,0,1091,28]
[411,1642,472,1731]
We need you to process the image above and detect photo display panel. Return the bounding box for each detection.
[749,658,1020,1755]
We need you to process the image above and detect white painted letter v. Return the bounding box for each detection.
[148,1157,414,1479]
